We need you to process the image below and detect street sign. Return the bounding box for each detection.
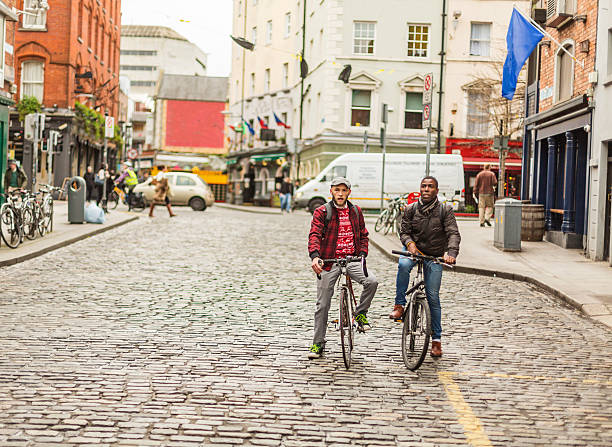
[422,104,431,129]
[127,148,138,159]
[423,72,433,105]
[104,116,114,138]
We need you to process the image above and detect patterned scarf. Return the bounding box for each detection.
[418,196,439,216]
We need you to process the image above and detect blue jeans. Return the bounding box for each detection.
[280,193,292,212]
[395,249,443,340]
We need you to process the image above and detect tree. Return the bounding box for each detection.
[465,60,526,197]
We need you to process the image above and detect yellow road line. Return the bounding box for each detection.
[439,371,493,447]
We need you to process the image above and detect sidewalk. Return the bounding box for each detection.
[218,202,612,329]
[0,201,138,267]
[370,220,612,329]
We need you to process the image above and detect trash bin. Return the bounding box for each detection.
[68,176,86,224]
[494,198,522,252]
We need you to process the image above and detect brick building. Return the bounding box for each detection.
[0,1,18,194]
[10,0,121,187]
[523,0,597,250]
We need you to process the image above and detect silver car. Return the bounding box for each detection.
[134,172,215,211]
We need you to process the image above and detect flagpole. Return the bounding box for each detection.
[513,7,584,68]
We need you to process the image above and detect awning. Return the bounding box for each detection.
[462,157,522,171]
[250,153,285,162]
[156,154,210,165]
[226,158,238,165]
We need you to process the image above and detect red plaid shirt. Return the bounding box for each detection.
[308,201,369,271]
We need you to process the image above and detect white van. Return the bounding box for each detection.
[294,153,465,213]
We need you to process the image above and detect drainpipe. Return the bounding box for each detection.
[436,0,447,153]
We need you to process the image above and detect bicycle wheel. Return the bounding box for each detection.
[23,206,37,240]
[384,208,399,235]
[401,291,431,370]
[108,191,119,209]
[374,209,389,233]
[0,205,21,249]
[43,199,53,233]
[36,203,46,237]
[339,288,353,370]
[130,195,145,212]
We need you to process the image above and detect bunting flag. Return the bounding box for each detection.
[243,120,255,136]
[502,8,544,100]
[274,112,291,129]
[257,116,268,129]
[229,124,244,133]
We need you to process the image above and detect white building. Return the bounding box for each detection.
[120,25,208,105]
[590,2,612,263]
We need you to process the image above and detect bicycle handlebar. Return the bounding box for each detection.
[316,255,368,280]
[391,250,455,269]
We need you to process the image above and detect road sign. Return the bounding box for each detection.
[423,72,433,105]
[104,116,114,138]
[127,148,138,159]
[422,104,431,129]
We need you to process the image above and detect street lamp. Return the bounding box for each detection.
[338,64,352,84]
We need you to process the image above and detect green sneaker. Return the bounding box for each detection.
[308,343,324,359]
[355,314,371,332]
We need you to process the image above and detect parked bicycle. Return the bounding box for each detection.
[0,189,33,249]
[391,250,453,370]
[375,193,411,236]
[316,255,369,369]
[39,184,62,234]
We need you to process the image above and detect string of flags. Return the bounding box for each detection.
[228,113,291,135]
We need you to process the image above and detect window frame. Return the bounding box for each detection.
[282,63,288,89]
[266,20,272,45]
[554,41,575,103]
[352,21,376,55]
[406,23,430,58]
[264,68,270,93]
[350,89,372,128]
[469,22,491,57]
[466,89,490,137]
[284,12,291,38]
[251,26,257,46]
[404,92,423,129]
[21,60,45,103]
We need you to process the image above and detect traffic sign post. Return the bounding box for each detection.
[104,116,114,139]
[422,73,433,176]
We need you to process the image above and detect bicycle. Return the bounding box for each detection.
[375,194,407,235]
[39,184,62,234]
[316,255,369,369]
[21,190,46,240]
[391,250,453,370]
[108,184,145,212]
[0,189,33,249]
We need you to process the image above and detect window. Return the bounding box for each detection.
[0,17,5,70]
[120,50,158,56]
[322,165,347,181]
[252,26,257,46]
[351,90,371,127]
[176,175,196,186]
[21,60,44,102]
[282,112,288,127]
[353,22,375,55]
[238,0,242,16]
[407,24,429,58]
[264,68,270,92]
[466,90,489,137]
[78,2,83,38]
[470,23,491,57]
[556,43,574,102]
[282,63,288,88]
[285,12,291,38]
[404,92,423,129]
[23,0,47,29]
[120,65,158,71]
[250,72,255,95]
[266,20,272,44]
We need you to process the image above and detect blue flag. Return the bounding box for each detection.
[243,119,255,136]
[502,8,543,100]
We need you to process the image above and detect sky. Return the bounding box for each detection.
[121,0,233,77]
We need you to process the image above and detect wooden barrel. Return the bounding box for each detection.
[521,204,545,241]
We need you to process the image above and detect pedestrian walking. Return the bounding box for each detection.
[83,166,96,202]
[3,159,27,193]
[474,164,497,227]
[95,165,107,206]
[279,176,293,213]
[148,166,176,217]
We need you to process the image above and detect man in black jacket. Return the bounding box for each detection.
[389,176,461,357]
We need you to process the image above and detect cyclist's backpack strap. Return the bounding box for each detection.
[324,201,333,225]
[439,202,449,229]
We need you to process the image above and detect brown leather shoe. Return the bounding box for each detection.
[389,304,404,320]
[431,341,442,357]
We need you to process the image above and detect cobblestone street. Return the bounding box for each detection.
[0,207,610,447]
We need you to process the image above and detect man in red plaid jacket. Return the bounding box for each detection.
[307,177,378,359]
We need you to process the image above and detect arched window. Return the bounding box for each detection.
[260,168,269,195]
[21,60,44,102]
[556,43,574,103]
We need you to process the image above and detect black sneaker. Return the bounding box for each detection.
[307,343,324,359]
[355,314,371,332]
[485,220,492,227]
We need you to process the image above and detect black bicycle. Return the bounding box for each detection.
[317,256,368,369]
[391,250,453,370]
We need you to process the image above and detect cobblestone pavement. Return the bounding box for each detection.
[0,207,610,447]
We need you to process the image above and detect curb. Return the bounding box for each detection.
[0,215,139,268]
[215,203,281,215]
[369,232,594,323]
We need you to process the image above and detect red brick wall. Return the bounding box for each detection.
[14,0,121,118]
[538,0,597,112]
[164,100,226,151]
